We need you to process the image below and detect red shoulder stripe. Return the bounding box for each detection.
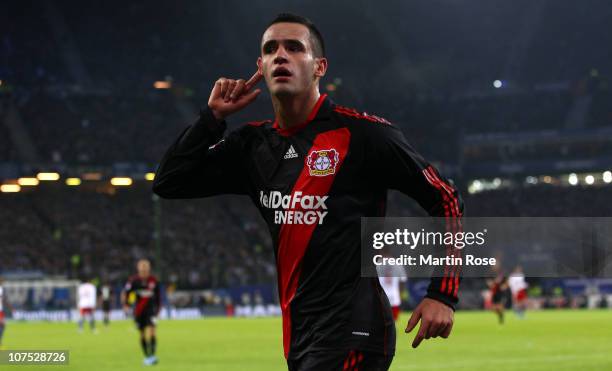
[333,105,392,125]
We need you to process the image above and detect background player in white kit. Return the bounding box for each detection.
[377,263,408,321]
[508,266,528,319]
[77,278,97,333]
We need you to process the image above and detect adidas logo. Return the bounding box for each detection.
[284,145,299,159]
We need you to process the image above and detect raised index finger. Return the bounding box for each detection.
[245,71,263,90]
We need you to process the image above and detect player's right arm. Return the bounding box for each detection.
[152,72,262,199]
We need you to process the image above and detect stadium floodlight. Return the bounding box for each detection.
[37,172,60,181]
[0,184,21,193]
[568,173,579,186]
[154,81,171,89]
[110,177,133,186]
[145,173,156,181]
[18,177,40,186]
[603,171,612,183]
[468,179,483,194]
[82,172,103,181]
[66,178,82,186]
[585,175,595,185]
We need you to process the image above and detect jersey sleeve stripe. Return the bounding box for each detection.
[422,168,452,294]
[423,166,462,298]
[424,167,464,297]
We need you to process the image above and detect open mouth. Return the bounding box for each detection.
[272,67,292,79]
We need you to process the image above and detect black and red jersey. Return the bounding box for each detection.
[123,275,161,317]
[490,275,508,296]
[153,94,463,359]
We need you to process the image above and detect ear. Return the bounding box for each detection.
[257,57,263,75]
[314,57,328,78]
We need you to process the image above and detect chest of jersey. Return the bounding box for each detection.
[132,280,157,298]
[249,125,354,227]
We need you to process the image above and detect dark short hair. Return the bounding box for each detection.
[266,13,326,58]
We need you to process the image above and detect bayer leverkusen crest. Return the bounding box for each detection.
[307,149,339,177]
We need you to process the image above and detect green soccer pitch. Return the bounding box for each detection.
[3,310,611,370]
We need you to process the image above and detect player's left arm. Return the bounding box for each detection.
[369,122,463,347]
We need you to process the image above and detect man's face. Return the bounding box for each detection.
[258,22,326,97]
[137,260,150,278]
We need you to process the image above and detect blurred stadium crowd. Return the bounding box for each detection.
[2,185,612,279]
[1,0,612,310]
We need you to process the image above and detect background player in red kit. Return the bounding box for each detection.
[488,274,509,324]
[153,13,462,371]
[121,259,161,366]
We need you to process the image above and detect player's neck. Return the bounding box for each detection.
[272,89,320,130]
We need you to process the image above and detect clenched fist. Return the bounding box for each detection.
[208,71,263,120]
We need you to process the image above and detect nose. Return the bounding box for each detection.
[273,46,289,65]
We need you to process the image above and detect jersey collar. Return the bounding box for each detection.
[272,93,329,136]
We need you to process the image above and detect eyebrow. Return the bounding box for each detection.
[262,39,307,50]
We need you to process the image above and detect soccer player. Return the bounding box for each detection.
[100,283,112,326]
[153,13,463,370]
[377,259,408,321]
[77,278,97,333]
[488,274,508,324]
[508,265,528,318]
[121,259,161,366]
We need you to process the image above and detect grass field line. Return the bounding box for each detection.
[392,352,612,370]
